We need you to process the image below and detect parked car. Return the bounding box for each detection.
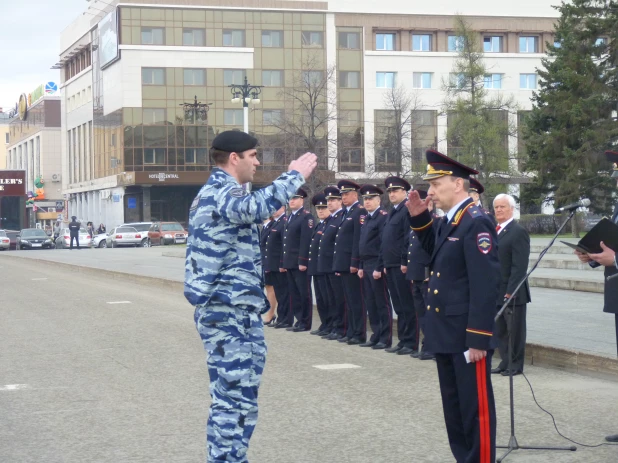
[146,222,188,246]
[55,227,92,249]
[16,228,55,250]
[0,230,10,250]
[105,226,143,248]
[122,222,153,246]
[92,233,108,248]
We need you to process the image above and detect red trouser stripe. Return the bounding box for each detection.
[476,357,490,463]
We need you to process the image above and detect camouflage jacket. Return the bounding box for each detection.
[184,167,305,311]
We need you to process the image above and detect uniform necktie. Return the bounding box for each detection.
[496,224,501,233]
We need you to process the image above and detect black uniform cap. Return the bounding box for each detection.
[292,187,308,199]
[416,189,428,200]
[360,184,384,198]
[312,193,328,207]
[423,149,479,180]
[337,179,361,192]
[71,216,77,220]
[211,130,258,153]
[324,186,342,199]
[468,178,485,194]
[384,176,411,191]
[606,151,618,178]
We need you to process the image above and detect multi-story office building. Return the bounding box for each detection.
[0,111,9,169]
[57,0,559,226]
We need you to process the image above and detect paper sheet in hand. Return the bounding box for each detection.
[560,218,618,254]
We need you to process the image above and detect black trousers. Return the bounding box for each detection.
[286,269,312,329]
[495,304,527,372]
[270,271,291,325]
[436,351,496,463]
[411,280,430,352]
[327,273,346,335]
[361,259,392,345]
[313,274,332,331]
[340,271,366,341]
[385,267,417,349]
[70,234,79,249]
[614,314,618,357]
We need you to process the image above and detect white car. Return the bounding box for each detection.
[105,226,143,248]
[0,230,10,250]
[92,233,108,248]
[55,227,92,249]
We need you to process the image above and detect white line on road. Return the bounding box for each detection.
[313,364,361,370]
[31,278,48,281]
[106,301,132,304]
[0,384,30,391]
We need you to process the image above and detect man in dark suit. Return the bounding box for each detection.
[491,194,531,376]
[575,150,618,443]
[333,180,368,345]
[380,176,418,355]
[309,193,333,336]
[357,184,392,349]
[407,149,501,463]
[262,207,291,328]
[281,188,314,332]
[405,190,434,360]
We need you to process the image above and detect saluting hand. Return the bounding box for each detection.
[406,190,431,217]
[288,152,318,179]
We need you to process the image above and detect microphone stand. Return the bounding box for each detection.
[494,209,578,462]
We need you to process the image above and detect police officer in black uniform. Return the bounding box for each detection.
[404,190,434,360]
[262,207,292,329]
[319,187,347,340]
[308,193,332,336]
[333,180,367,345]
[407,149,500,463]
[469,178,496,225]
[380,177,417,355]
[357,185,393,349]
[69,216,80,249]
[281,188,314,332]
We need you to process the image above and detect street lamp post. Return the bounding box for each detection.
[229,76,263,134]
[180,96,212,124]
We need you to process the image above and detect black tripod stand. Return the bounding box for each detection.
[495,210,578,462]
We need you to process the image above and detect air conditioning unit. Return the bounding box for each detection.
[51,173,62,182]
[48,208,56,213]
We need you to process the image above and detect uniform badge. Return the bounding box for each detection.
[229,188,248,198]
[359,216,365,225]
[477,232,492,254]
[380,210,387,215]
[308,219,314,228]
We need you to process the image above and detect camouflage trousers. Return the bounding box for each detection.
[195,305,267,463]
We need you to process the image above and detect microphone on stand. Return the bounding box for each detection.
[555,198,591,213]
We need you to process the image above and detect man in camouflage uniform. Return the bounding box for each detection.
[185,130,317,462]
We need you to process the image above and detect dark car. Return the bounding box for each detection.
[17,228,55,250]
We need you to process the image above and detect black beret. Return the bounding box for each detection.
[211,130,258,153]
[360,184,384,197]
[384,176,411,191]
[424,149,478,180]
[324,186,342,199]
[468,178,485,194]
[312,193,328,207]
[292,188,308,199]
[337,179,361,192]
[606,151,618,178]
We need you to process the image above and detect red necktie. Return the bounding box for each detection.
[496,225,501,233]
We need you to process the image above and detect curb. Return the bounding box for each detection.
[3,253,616,380]
[529,276,604,293]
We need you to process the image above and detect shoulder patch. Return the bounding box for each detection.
[359,216,365,225]
[304,210,310,214]
[190,195,200,211]
[467,204,483,218]
[477,232,492,254]
[228,188,248,198]
[308,219,314,228]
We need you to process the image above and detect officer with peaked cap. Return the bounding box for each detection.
[319,186,347,340]
[357,184,393,349]
[380,176,418,355]
[308,193,333,336]
[405,149,500,463]
[185,130,318,460]
[333,179,368,344]
[469,177,496,224]
[281,187,315,332]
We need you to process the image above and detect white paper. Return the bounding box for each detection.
[464,350,471,364]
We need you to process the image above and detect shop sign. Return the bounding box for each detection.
[0,171,27,195]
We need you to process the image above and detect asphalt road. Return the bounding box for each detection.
[1,257,617,463]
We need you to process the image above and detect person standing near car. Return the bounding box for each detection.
[97,223,106,235]
[185,130,317,462]
[69,216,80,250]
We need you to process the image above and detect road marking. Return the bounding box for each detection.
[313,364,361,370]
[31,278,48,281]
[0,384,30,391]
[106,301,132,304]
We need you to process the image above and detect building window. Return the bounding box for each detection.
[142,68,165,85]
[520,74,537,89]
[340,71,360,89]
[262,30,283,47]
[262,109,283,125]
[184,69,206,86]
[483,36,502,53]
[376,72,396,88]
[302,71,324,86]
[262,70,283,87]
[412,72,432,89]
[5,132,9,144]
[340,110,361,126]
[553,40,562,49]
[376,33,395,51]
[223,30,245,47]
[143,109,166,124]
[261,148,284,165]
[141,27,165,45]
[449,73,466,88]
[301,31,324,47]
[484,74,502,89]
[183,28,205,46]
[412,34,431,51]
[224,109,244,125]
[185,148,197,164]
[338,32,360,50]
[224,70,246,86]
[448,35,464,52]
[340,148,362,166]
[144,148,166,164]
[519,36,538,53]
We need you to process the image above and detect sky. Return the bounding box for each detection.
[0,0,95,111]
